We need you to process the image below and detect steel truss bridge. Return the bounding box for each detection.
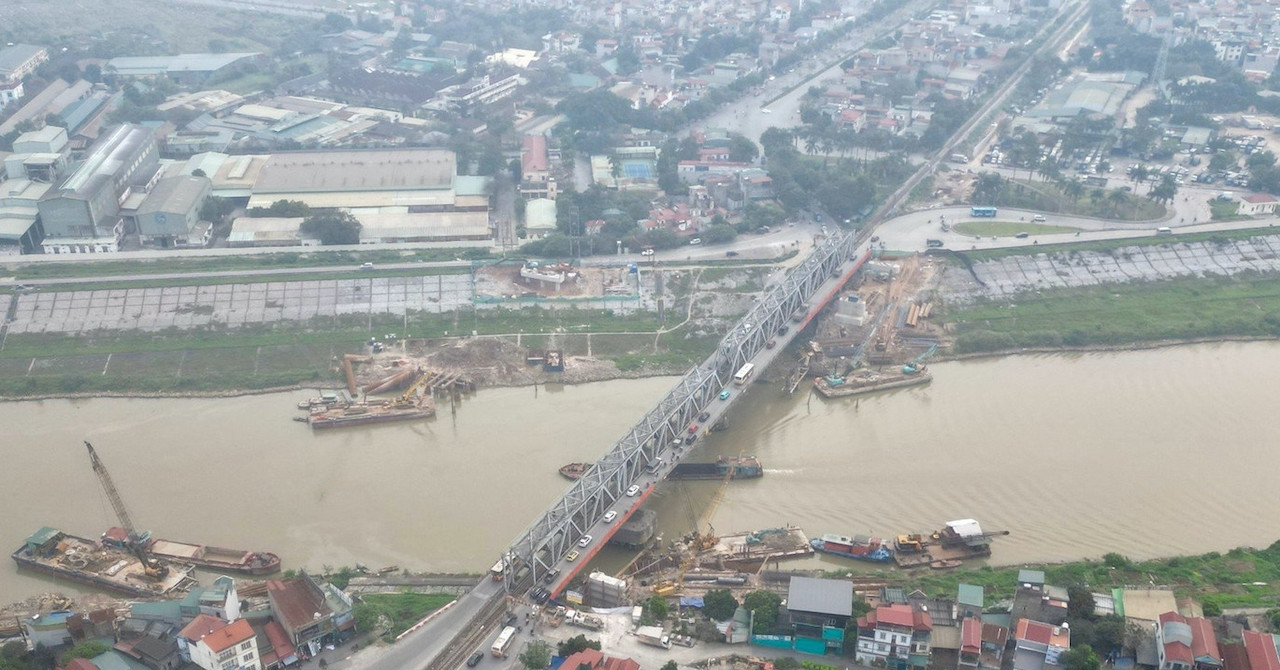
[502,231,864,588]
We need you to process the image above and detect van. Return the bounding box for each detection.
[1156,227,1173,236]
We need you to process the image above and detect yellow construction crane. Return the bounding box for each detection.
[394,370,432,408]
[84,442,168,579]
[652,456,739,596]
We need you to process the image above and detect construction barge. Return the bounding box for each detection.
[103,527,281,575]
[560,456,763,482]
[12,527,196,598]
[813,369,932,398]
[306,397,435,429]
[892,519,1008,568]
[706,526,813,571]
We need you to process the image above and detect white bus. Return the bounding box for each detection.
[489,558,505,581]
[733,363,755,386]
[491,626,518,657]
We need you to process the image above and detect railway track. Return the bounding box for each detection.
[424,590,509,670]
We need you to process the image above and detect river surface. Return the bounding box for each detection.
[4,342,1280,604]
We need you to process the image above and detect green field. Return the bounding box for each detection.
[953,221,1082,236]
[943,273,1280,353]
[354,593,456,641]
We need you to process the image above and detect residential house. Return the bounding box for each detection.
[981,623,1009,670]
[959,617,983,670]
[786,576,855,655]
[520,134,557,200]
[67,609,118,642]
[25,611,75,648]
[266,576,338,657]
[57,660,100,670]
[1013,619,1071,670]
[115,633,181,670]
[1157,612,1222,670]
[856,603,934,670]
[1241,630,1280,670]
[258,621,299,670]
[180,614,259,670]
[1010,572,1068,633]
[1237,194,1278,216]
[557,649,641,670]
[958,585,984,619]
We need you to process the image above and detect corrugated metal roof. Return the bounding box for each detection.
[958,584,984,607]
[787,576,853,617]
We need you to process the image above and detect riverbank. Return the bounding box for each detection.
[830,539,1280,611]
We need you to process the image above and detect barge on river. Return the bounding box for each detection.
[12,527,195,598]
[102,527,280,575]
[560,456,763,481]
[307,398,435,429]
[813,370,932,398]
[810,533,894,563]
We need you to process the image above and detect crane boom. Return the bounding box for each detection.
[85,441,141,547]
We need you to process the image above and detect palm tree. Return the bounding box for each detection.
[1063,179,1085,203]
[1108,189,1128,217]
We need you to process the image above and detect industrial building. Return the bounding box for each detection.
[37,124,160,253]
[134,175,213,247]
[0,44,48,106]
[106,53,262,85]
[234,148,492,245]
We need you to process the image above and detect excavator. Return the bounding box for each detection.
[394,370,432,409]
[84,441,169,580]
[902,343,938,375]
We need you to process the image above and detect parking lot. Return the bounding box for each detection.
[941,234,1280,301]
[6,275,476,334]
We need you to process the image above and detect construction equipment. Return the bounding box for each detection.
[652,454,739,596]
[895,533,927,553]
[341,354,373,395]
[395,371,432,408]
[902,343,938,375]
[84,442,168,579]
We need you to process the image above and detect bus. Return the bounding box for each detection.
[491,626,518,657]
[970,206,997,217]
[733,363,755,386]
[489,558,505,581]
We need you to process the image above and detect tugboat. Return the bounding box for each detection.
[559,463,589,480]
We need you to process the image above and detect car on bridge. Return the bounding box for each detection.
[468,652,484,667]
[603,511,617,523]
[578,534,593,547]
[720,390,731,400]
[626,484,641,496]
[566,550,580,561]
[698,411,710,421]
[687,423,699,433]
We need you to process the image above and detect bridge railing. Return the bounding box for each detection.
[502,232,859,586]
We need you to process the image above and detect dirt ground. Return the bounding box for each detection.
[474,264,636,299]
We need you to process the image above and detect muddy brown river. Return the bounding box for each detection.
[3,342,1278,604]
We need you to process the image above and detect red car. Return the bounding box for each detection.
[688,423,699,434]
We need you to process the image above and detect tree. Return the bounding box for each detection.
[557,635,601,657]
[1208,150,1237,172]
[1064,179,1085,203]
[301,210,362,245]
[773,658,803,670]
[1202,601,1222,617]
[743,590,782,634]
[702,224,736,244]
[1150,174,1178,204]
[728,134,759,163]
[1061,646,1101,670]
[249,199,311,218]
[661,662,678,670]
[703,589,739,621]
[1092,615,1128,654]
[1067,586,1097,621]
[645,595,670,622]
[353,604,381,634]
[60,642,110,665]
[200,196,233,223]
[519,641,551,670]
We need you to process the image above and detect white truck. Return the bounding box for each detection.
[636,625,671,649]
[631,606,643,625]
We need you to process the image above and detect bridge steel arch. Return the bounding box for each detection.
[503,231,860,588]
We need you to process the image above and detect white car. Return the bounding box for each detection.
[603,511,618,523]
[761,108,772,114]
[578,534,593,547]
[689,238,702,245]
[626,484,641,496]
[641,248,655,256]
[1031,215,1046,222]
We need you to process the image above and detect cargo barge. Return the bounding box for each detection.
[892,519,1007,568]
[559,462,589,480]
[308,398,435,429]
[669,456,763,480]
[810,533,894,563]
[813,370,932,398]
[12,527,196,598]
[102,527,280,575]
[708,526,813,571]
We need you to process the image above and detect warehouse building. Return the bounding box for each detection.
[134,175,212,248]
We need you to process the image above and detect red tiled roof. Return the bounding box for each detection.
[265,621,297,661]
[560,649,641,670]
[961,618,982,653]
[982,623,1009,647]
[1223,642,1252,670]
[1188,616,1221,661]
[60,660,99,670]
[181,614,229,643]
[1244,631,1280,670]
[1017,619,1070,648]
[873,603,916,628]
[202,619,255,654]
[1243,194,1277,203]
[521,134,549,174]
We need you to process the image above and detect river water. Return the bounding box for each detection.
[4,342,1279,604]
